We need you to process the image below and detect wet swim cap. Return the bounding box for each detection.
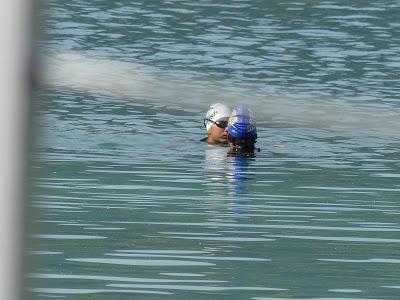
[204,103,231,132]
[227,104,257,139]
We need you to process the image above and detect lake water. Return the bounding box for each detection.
[29,1,400,299]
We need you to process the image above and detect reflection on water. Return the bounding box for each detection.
[228,156,252,196]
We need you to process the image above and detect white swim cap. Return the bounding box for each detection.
[204,103,231,132]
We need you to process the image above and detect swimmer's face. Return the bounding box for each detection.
[207,117,229,145]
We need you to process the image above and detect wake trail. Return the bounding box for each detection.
[44,51,400,139]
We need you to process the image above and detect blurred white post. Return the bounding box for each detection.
[0,0,31,299]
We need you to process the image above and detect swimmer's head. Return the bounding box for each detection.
[227,104,258,157]
[204,103,231,132]
[227,104,257,140]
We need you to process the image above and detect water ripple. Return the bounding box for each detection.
[29,287,172,295]
[108,283,286,292]
[67,258,215,266]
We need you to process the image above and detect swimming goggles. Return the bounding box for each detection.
[204,119,228,129]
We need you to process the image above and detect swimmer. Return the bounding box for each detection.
[227,104,259,157]
[202,103,231,145]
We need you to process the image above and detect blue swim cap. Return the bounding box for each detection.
[227,104,257,139]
